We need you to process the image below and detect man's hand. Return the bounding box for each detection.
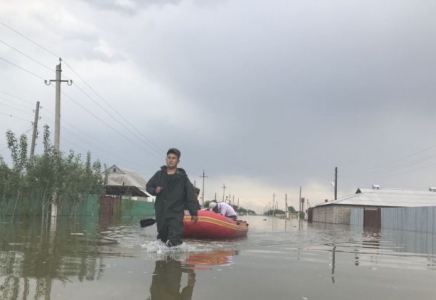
[155,186,163,194]
[191,216,198,224]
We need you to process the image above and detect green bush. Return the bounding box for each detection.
[0,125,106,218]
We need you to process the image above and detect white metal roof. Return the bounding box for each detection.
[105,165,151,197]
[316,188,436,208]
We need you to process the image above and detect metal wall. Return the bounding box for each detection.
[381,206,436,234]
[350,208,363,226]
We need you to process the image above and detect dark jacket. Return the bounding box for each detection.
[150,259,194,300]
[146,166,198,232]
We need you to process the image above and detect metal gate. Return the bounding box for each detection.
[364,207,381,229]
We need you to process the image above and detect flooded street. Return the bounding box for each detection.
[1,216,436,300]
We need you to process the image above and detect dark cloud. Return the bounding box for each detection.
[2,0,436,209]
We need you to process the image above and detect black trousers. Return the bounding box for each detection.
[157,217,184,246]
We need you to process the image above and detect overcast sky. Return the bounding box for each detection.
[1,0,436,213]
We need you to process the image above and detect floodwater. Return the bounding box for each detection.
[1,216,436,300]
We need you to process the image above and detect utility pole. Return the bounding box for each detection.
[334,167,338,200]
[214,192,217,201]
[200,171,207,207]
[222,184,226,202]
[29,101,40,159]
[45,58,72,151]
[273,193,275,217]
[298,186,302,222]
[45,58,72,218]
[285,193,288,219]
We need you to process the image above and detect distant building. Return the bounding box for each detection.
[104,165,151,201]
[309,187,436,233]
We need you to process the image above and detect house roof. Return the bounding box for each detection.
[104,165,151,197]
[315,188,436,208]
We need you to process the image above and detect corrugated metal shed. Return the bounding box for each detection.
[104,165,151,197]
[316,188,436,208]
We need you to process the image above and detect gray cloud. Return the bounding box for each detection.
[2,0,436,210]
[81,0,183,15]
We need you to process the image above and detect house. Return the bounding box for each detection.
[104,165,151,200]
[309,187,436,233]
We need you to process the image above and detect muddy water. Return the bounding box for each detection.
[1,216,435,300]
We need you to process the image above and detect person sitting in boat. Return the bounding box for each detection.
[209,201,237,220]
[193,186,202,210]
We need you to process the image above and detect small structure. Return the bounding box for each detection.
[309,187,436,233]
[104,165,151,199]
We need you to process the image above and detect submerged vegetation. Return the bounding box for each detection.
[0,125,106,218]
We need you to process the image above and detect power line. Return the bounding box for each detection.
[0,56,45,80]
[0,22,60,58]
[40,115,153,169]
[345,150,436,179]
[64,61,164,154]
[0,90,35,105]
[0,96,34,110]
[0,39,53,72]
[61,91,162,161]
[0,112,31,122]
[73,83,162,157]
[1,22,164,156]
[55,129,153,174]
[377,160,436,179]
[0,102,33,115]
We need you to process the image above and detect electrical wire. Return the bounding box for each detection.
[64,61,164,154]
[0,39,53,72]
[0,21,164,155]
[40,115,153,170]
[0,102,33,115]
[61,91,162,161]
[0,56,46,80]
[0,96,34,110]
[0,90,36,105]
[72,83,163,157]
[0,22,60,58]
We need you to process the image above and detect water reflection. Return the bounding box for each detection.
[0,217,109,300]
[149,259,195,300]
[182,250,236,269]
[305,222,436,272]
[2,216,436,300]
[148,250,237,300]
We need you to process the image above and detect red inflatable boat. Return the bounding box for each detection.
[182,210,248,239]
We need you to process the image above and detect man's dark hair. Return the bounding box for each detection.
[167,148,181,159]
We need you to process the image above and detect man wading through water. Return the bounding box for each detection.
[146,148,199,247]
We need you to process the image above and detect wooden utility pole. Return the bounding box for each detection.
[200,171,207,206]
[334,167,338,200]
[29,101,40,159]
[222,184,226,202]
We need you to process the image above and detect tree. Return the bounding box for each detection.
[0,125,105,217]
[288,206,296,213]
